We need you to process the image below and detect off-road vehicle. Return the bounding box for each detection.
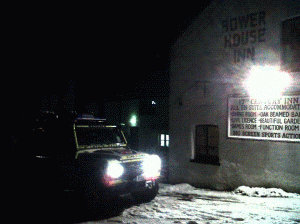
[32,113,161,211]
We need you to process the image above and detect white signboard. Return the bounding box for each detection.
[228,95,300,142]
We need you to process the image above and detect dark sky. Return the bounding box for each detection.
[74,2,212,98]
[12,2,213,114]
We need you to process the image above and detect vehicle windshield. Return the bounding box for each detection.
[75,125,127,149]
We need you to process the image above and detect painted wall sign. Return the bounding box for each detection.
[228,95,300,142]
[222,11,266,63]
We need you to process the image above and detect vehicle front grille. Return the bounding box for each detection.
[122,160,143,180]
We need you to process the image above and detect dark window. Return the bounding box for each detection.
[282,16,300,72]
[192,125,220,165]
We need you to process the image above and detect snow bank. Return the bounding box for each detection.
[159,183,196,194]
[160,183,300,198]
[159,183,300,199]
[234,186,300,198]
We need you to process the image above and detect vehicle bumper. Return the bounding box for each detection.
[103,177,158,195]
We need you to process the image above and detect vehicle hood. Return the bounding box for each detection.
[76,147,149,162]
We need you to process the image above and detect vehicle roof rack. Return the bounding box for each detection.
[75,113,107,122]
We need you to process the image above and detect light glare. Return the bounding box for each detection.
[130,115,137,127]
[244,66,291,100]
[142,155,162,178]
[106,160,124,179]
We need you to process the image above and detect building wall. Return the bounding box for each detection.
[169,0,300,193]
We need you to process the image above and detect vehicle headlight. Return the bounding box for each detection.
[142,155,162,178]
[106,160,124,179]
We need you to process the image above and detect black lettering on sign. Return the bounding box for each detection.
[234,47,255,63]
[250,13,258,27]
[231,118,241,122]
[222,11,266,63]
[291,112,300,117]
[230,18,238,31]
[238,14,250,29]
[232,124,244,129]
[258,28,266,42]
[258,11,266,26]
[231,105,239,110]
[233,131,241,136]
[221,11,265,32]
[241,105,248,110]
[224,35,232,48]
[249,30,257,44]
[285,125,299,131]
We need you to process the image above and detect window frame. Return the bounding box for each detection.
[281,15,300,73]
[191,124,220,166]
[160,134,169,147]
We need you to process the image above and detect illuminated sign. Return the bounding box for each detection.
[228,95,300,142]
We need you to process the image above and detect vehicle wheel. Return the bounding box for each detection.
[132,180,159,203]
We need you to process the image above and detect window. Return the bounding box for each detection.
[192,125,220,165]
[282,16,300,72]
[160,134,169,147]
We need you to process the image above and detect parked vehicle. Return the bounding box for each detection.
[31,113,161,211]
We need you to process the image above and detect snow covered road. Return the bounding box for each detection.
[85,183,300,224]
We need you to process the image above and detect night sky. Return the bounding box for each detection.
[11,2,213,116]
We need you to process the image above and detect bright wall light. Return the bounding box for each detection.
[130,114,137,127]
[243,66,291,99]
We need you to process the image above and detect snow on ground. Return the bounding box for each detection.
[84,183,300,224]
[234,186,300,198]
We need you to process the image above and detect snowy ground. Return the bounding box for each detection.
[79,183,300,224]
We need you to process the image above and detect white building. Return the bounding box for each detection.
[169,0,300,193]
